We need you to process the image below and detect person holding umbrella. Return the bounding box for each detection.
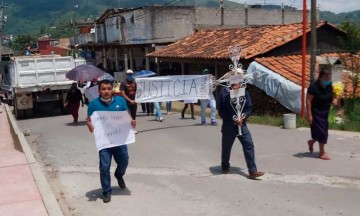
[121,69,138,133]
[65,83,84,124]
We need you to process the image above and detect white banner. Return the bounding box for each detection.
[90,111,135,151]
[84,85,99,102]
[135,75,211,103]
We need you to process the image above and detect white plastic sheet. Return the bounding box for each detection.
[246,61,305,114]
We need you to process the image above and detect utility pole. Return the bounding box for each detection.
[0,0,6,61]
[310,0,317,83]
[301,0,307,118]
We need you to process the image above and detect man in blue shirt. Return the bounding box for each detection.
[218,75,264,179]
[87,80,136,203]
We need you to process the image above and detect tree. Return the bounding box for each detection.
[11,34,37,52]
[339,21,360,54]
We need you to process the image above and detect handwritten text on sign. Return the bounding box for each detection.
[135,75,210,103]
[90,111,135,151]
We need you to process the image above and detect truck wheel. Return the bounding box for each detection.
[24,109,34,118]
[14,103,24,119]
[5,93,13,106]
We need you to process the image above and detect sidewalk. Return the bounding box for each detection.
[0,104,48,216]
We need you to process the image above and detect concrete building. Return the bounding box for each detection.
[72,5,309,74]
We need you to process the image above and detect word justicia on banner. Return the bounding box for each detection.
[135,75,211,103]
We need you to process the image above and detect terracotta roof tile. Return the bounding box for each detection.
[148,21,339,60]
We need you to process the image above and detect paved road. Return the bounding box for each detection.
[17,106,360,216]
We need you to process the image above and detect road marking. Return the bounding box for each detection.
[48,166,360,189]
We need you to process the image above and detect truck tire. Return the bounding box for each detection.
[4,93,13,106]
[24,109,34,118]
[14,101,24,119]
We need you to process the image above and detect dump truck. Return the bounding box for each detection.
[0,55,86,118]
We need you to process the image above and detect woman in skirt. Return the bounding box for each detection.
[306,69,334,160]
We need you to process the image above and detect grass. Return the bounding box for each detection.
[159,100,360,132]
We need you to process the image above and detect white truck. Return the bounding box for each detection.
[0,55,86,119]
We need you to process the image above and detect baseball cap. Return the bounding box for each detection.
[202,68,210,74]
[126,69,134,74]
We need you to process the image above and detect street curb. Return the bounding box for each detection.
[5,104,64,216]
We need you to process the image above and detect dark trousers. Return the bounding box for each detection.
[221,122,257,174]
[141,103,146,112]
[181,103,195,118]
[128,103,137,120]
[68,101,80,122]
[99,145,129,195]
[146,103,154,115]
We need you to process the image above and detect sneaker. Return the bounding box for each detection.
[103,194,111,203]
[159,117,163,122]
[201,122,207,126]
[211,122,218,126]
[117,177,126,189]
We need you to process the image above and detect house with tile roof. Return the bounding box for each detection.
[147,21,345,76]
[147,21,348,114]
[73,5,308,74]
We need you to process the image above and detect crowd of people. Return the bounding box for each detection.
[65,67,336,203]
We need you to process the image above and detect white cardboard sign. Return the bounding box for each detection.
[90,111,135,151]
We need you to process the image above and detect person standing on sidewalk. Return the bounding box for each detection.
[306,69,334,160]
[218,75,264,179]
[86,80,136,203]
[121,69,138,133]
[199,69,218,126]
[65,83,84,124]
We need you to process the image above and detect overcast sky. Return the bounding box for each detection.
[229,0,359,13]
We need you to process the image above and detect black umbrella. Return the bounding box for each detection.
[66,64,105,81]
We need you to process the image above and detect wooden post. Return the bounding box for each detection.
[145,46,150,70]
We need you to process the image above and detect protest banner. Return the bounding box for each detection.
[135,75,210,103]
[84,85,99,102]
[90,111,135,151]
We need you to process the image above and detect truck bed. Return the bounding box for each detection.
[10,55,83,92]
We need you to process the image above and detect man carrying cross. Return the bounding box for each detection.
[218,73,264,179]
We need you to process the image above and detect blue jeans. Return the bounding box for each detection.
[221,122,257,174]
[154,102,162,118]
[166,101,172,112]
[99,145,129,195]
[200,98,217,124]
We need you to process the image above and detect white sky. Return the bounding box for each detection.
[228,0,360,13]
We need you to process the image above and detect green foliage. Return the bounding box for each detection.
[328,106,337,126]
[11,34,37,52]
[339,21,360,53]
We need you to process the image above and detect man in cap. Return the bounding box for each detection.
[199,68,218,126]
[121,69,138,133]
[218,73,264,179]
